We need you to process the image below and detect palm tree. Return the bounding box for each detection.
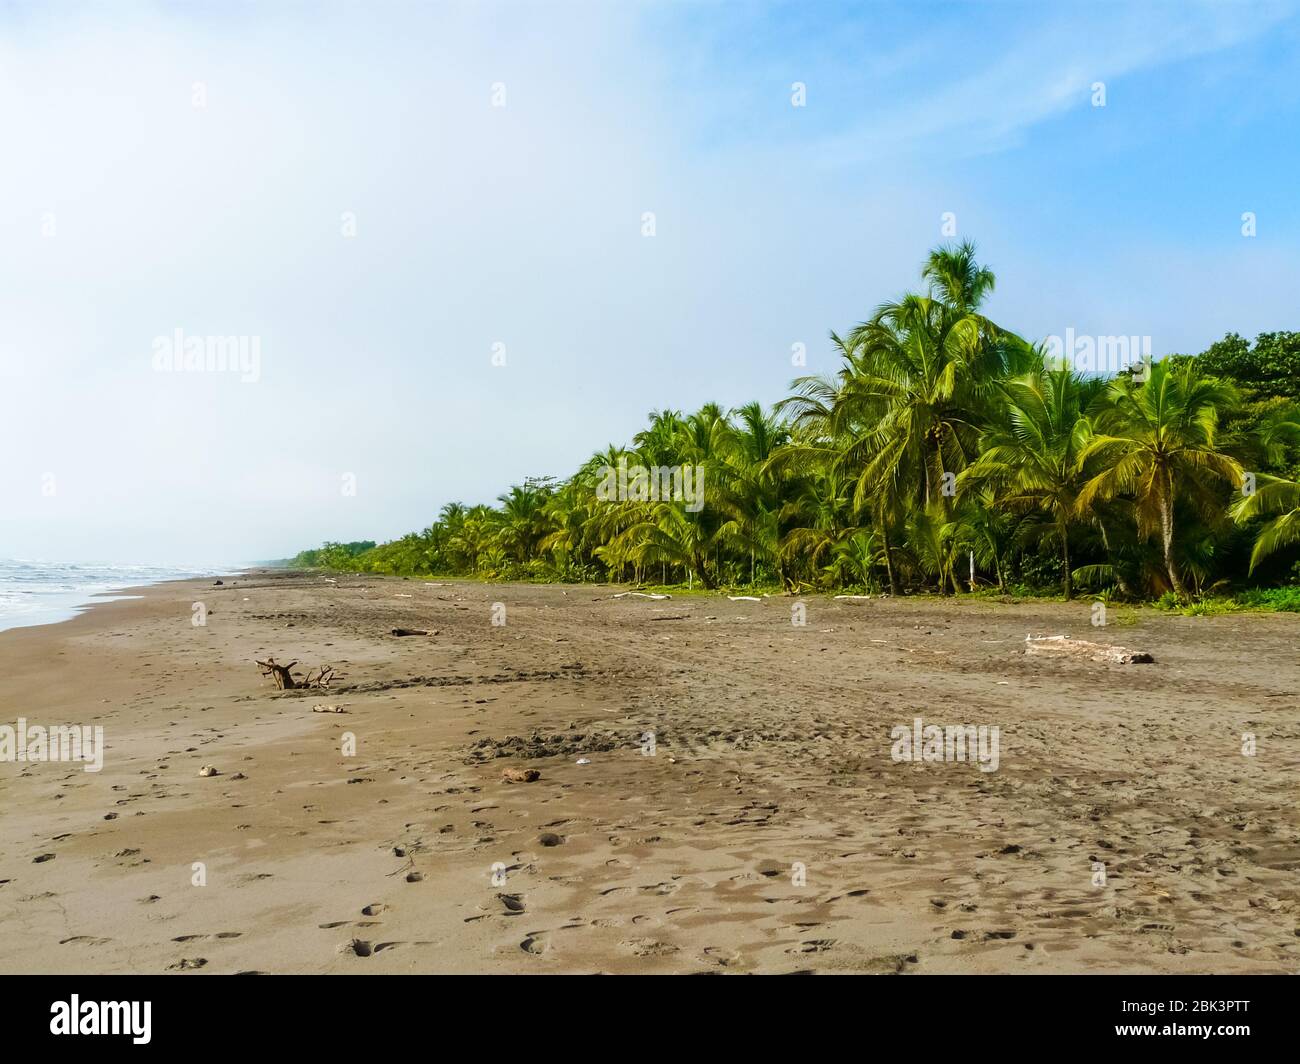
[607,501,727,589]
[947,490,1012,590]
[496,483,550,562]
[831,245,1018,517]
[539,478,592,575]
[777,463,862,589]
[1077,360,1243,601]
[723,402,791,584]
[960,363,1101,598]
[632,409,686,467]
[901,507,959,594]
[828,529,885,589]
[922,240,996,315]
[1232,475,1300,572]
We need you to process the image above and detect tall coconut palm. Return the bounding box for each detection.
[1077,360,1243,601]
[922,240,996,316]
[833,244,1021,519]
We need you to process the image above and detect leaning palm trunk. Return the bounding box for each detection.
[1159,489,1186,602]
[880,522,900,595]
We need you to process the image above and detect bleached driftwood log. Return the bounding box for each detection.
[1024,634,1153,664]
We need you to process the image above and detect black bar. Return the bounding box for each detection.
[1,974,1291,1050]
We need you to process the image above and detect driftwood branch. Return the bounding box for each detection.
[303,665,337,688]
[256,659,339,690]
[256,657,299,689]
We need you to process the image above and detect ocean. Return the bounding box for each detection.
[0,559,228,634]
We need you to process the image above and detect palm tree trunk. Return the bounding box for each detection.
[1159,484,1186,602]
[1061,524,1073,600]
[1097,521,1131,598]
[880,520,900,595]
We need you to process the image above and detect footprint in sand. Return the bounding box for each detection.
[520,934,549,955]
[621,938,678,957]
[498,893,526,915]
[791,939,836,954]
[172,932,243,942]
[702,947,744,968]
[361,903,388,916]
[166,957,207,970]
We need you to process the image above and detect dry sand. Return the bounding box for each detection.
[0,570,1296,974]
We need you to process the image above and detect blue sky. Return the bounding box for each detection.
[2,0,1298,563]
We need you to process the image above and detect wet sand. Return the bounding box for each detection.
[0,569,1296,973]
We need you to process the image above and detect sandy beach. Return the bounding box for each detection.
[0,570,1296,974]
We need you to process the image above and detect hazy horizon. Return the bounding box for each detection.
[4,0,1299,565]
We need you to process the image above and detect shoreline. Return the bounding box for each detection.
[0,565,234,636]
[0,569,1296,974]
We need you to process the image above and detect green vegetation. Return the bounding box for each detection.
[292,244,1300,605]
[291,541,376,568]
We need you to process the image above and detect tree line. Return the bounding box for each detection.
[293,244,1300,607]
